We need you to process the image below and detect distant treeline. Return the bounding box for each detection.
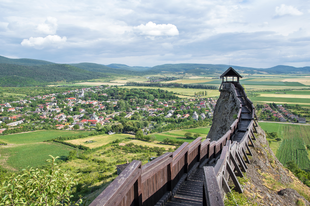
[126,82,218,90]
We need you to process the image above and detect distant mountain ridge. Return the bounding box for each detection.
[0,55,55,66]
[1,55,310,86]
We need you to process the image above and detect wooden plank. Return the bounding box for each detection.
[203,167,225,206]
[200,138,210,160]
[188,137,202,152]
[230,119,238,131]
[142,152,172,181]
[90,160,142,206]
[172,142,189,164]
[208,141,216,158]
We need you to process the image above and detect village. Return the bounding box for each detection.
[0,86,217,135]
[259,103,306,123]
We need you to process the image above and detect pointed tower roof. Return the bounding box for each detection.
[220,67,242,78]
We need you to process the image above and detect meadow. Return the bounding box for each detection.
[0,130,92,170]
[154,127,210,142]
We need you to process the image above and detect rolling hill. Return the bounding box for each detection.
[1,55,310,86]
[0,63,106,87]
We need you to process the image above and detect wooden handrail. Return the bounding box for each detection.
[203,82,258,206]
[90,160,142,206]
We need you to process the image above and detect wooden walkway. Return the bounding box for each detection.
[164,86,252,206]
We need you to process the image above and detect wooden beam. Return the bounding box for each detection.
[222,177,231,194]
[248,134,255,148]
[227,162,243,193]
[230,153,243,177]
[236,151,247,171]
[253,125,257,133]
[242,148,250,164]
[251,130,256,141]
[246,143,253,156]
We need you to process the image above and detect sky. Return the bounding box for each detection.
[0,0,310,68]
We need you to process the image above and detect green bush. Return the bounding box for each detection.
[184,132,193,139]
[0,155,81,205]
[266,132,278,139]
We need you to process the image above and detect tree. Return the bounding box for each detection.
[68,150,77,160]
[185,132,193,139]
[0,156,81,205]
[73,124,80,130]
[135,129,143,139]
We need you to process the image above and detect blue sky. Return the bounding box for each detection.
[0,0,309,68]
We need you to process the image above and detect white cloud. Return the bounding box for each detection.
[37,17,58,34]
[134,21,179,38]
[21,35,67,49]
[275,4,303,17]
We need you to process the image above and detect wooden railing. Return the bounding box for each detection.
[90,82,258,206]
[203,82,257,206]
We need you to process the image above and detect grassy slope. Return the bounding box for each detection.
[0,130,92,170]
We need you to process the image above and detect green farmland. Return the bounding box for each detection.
[154,127,210,142]
[259,122,310,170]
[0,130,92,170]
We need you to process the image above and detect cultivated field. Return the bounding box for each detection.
[123,86,220,98]
[125,140,175,150]
[251,90,310,107]
[65,134,134,149]
[282,77,310,85]
[65,127,211,149]
[154,127,210,142]
[76,82,125,86]
[259,122,310,170]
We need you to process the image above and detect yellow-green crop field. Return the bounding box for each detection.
[125,140,175,150]
[250,90,310,107]
[65,134,134,149]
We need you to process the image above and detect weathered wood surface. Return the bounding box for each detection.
[202,82,257,206]
[90,160,142,206]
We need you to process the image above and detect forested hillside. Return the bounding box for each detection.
[0,55,54,66]
[70,63,145,75]
[0,64,106,86]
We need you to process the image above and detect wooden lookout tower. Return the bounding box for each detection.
[219,67,242,90]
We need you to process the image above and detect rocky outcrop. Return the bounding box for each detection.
[207,83,240,141]
[239,126,310,205]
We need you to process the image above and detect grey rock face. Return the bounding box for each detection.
[206,83,240,141]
